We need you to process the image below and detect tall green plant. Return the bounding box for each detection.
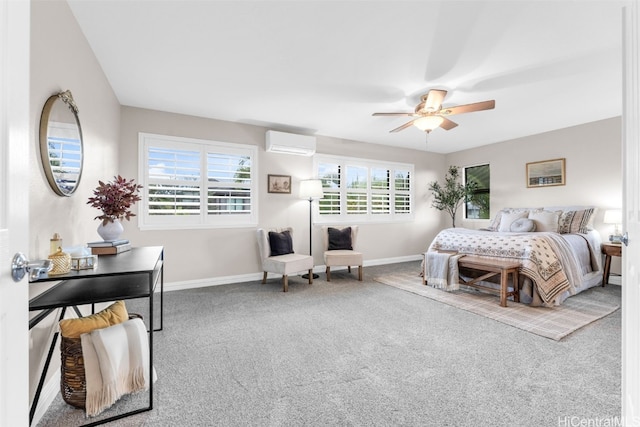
[428,166,478,227]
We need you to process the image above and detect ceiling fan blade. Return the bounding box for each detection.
[372,112,415,117]
[440,117,458,130]
[421,89,447,112]
[441,99,495,115]
[390,120,416,133]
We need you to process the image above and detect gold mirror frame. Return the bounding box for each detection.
[39,90,84,196]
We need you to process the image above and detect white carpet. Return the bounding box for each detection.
[374,272,620,341]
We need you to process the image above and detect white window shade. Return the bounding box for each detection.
[139,132,258,229]
[315,155,414,223]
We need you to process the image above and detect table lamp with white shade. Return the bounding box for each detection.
[603,209,623,243]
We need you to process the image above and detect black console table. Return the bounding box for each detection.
[28,246,164,426]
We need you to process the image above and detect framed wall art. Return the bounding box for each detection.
[526,158,566,188]
[267,174,291,194]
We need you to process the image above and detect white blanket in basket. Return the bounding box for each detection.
[80,318,156,417]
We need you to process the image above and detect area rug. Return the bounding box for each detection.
[374,272,620,341]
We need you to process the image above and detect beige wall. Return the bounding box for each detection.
[29,0,121,412]
[445,117,623,272]
[119,107,446,284]
[30,1,121,259]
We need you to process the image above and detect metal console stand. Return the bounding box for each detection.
[28,246,164,426]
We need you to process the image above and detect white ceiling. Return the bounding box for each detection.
[67,0,626,154]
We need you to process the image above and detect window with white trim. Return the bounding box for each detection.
[464,163,490,220]
[138,133,258,229]
[315,155,413,223]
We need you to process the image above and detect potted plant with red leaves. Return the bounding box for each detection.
[87,175,142,241]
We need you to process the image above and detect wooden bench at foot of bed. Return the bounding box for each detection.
[457,256,520,307]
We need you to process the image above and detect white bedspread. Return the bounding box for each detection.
[80,318,155,417]
[428,228,601,305]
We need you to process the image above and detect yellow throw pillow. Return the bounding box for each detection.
[59,301,129,338]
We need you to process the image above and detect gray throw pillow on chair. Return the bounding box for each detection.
[328,227,353,250]
[268,230,293,256]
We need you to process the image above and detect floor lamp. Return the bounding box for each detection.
[299,179,324,279]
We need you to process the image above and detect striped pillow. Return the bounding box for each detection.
[558,208,594,234]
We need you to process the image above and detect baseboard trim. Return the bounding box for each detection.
[31,368,61,426]
[364,254,423,266]
[163,254,423,292]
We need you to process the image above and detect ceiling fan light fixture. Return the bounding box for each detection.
[423,100,439,113]
[373,90,493,134]
[413,116,444,132]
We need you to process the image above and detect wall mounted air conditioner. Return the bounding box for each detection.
[265,130,316,156]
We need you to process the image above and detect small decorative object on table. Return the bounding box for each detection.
[87,175,142,242]
[48,248,71,275]
[96,219,124,242]
[88,239,132,256]
[67,246,98,270]
[70,255,98,270]
[49,233,63,255]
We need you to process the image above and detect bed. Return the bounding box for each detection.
[426,206,603,306]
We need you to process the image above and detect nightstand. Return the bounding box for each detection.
[601,242,622,286]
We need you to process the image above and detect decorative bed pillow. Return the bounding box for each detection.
[488,208,542,231]
[510,218,536,232]
[328,227,353,250]
[558,208,595,234]
[487,211,503,231]
[268,230,293,256]
[528,210,561,232]
[498,211,529,232]
[59,301,128,339]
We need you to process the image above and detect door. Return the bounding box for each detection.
[0,0,30,425]
[623,1,640,423]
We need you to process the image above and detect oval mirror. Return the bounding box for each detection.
[39,90,83,196]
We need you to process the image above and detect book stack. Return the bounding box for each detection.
[87,239,132,255]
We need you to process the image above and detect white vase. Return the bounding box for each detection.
[96,219,124,242]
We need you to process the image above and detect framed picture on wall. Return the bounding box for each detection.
[268,174,291,194]
[526,158,566,188]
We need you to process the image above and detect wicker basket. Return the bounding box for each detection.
[60,314,142,409]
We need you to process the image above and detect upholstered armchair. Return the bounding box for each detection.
[322,225,363,281]
[256,228,314,292]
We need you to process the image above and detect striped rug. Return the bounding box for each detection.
[374,272,620,341]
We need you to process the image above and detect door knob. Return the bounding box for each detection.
[621,232,629,247]
[11,253,53,282]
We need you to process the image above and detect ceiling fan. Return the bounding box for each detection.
[372,89,495,134]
